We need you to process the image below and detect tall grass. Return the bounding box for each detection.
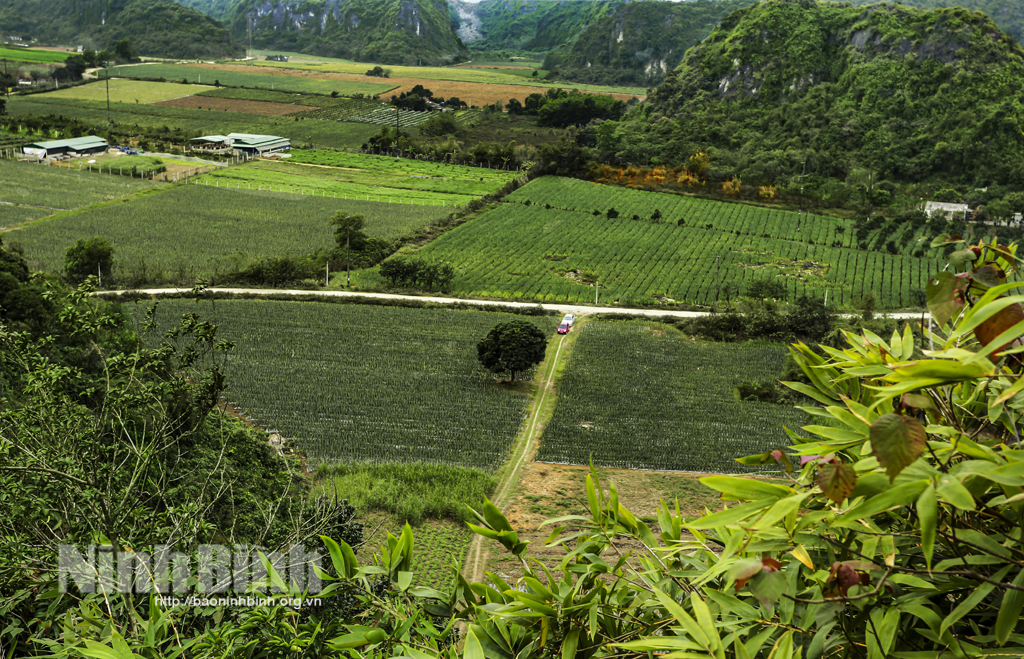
[313,462,496,525]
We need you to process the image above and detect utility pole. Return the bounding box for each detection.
[326,261,329,287]
[346,228,351,286]
[106,76,111,125]
[595,279,599,305]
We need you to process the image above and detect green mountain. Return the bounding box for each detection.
[453,0,622,52]
[0,0,241,59]
[557,0,755,85]
[224,0,467,65]
[607,0,1024,188]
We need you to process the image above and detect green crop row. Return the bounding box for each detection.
[397,186,943,308]
[190,160,479,206]
[10,184,445,284]
[136,299,557,470]
[507,176,858,248]
[286,150,521,187]
[0,46,70,63]
[537,320,805,472]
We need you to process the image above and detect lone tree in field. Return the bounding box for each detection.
[65,236,114,285]
[477,320,547,383]
[331,212,368,251]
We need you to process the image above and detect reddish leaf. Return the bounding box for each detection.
[827,562,873,598]
[730,557,764,591]
[871,413,927,482]
[771,450,794,473]
[973,301,1024,357]
[817,462,857,504]
[800,454,826,466]
[761,556,782,572]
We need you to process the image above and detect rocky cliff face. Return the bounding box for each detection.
[227,0,466,64]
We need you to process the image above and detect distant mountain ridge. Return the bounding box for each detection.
[0,0,241,59]
[451,0,622,51]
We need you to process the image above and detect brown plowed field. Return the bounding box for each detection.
[185,63,642,105]
[154,94,306,116]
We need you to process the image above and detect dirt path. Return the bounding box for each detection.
[462,330,571,583]
[101,288,932,321]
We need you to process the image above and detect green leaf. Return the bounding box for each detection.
[397,571,413,592]
[926,271,967,326]
[561,629,580,659]
[995,568,1024,646]
[464,629,486,659]
[916,484,937,571]
[700,476,793,501]
[837,479,931,524]
[482,498,514,533]
[871,414,927,482]
[934,474,975,510]
[817,461,857,504]
[939,565,1013,637]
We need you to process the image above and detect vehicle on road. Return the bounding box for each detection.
[557,313,576,334]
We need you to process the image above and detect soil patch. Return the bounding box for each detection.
[154,94,307,116]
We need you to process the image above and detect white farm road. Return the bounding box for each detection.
[102,287,932,320]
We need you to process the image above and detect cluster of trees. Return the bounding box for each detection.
[53,39,138,81]
[364,126,525,169]
[378,257,455,290]
[365,65,391,78]
[504,88,629,128]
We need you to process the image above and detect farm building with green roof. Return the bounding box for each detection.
[23,136,108,159]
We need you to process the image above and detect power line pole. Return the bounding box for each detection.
[106,76,111,125]
[346,227,351,286]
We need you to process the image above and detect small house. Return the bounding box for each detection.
[924,201,970,221]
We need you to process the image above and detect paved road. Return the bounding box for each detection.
[103,287,933,320]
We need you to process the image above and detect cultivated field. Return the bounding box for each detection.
[288,150,521,195]
[253,59,646,95]
[196,87,344,107]
[190,159,485,206]
[396,177,941,307]
[10,185,446,283]
[6,96,380,149]
[537,320,805,472]
[155,95,308,116]
[0,46,70,63]
[138,299,558,469]
[0,159,159,215]
[102,64,398,97]
[43,79,208,104]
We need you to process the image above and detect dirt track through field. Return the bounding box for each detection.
[461,331,570,583]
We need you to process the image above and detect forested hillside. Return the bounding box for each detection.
[599,0,1024,190]
[453,0,622,51]
[0,0,241,59]
[557,0,753,85]
[224,0,467,65]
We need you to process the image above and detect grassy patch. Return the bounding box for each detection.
[44,79,208,104]
[0,46,70,63]
[314,461,495,524]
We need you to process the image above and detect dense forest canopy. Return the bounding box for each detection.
[0,0,241,59]
[597,0,1024,191]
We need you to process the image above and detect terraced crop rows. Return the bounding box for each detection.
[139,299,558,469]
[345,108,438,127]
[405,180,942,308]
[537,321,805,472]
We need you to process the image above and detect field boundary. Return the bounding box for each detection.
[462,328,573,583]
